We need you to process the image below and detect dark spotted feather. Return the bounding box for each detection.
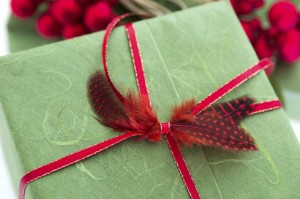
[88,71,129,128]
[171,97,257,151]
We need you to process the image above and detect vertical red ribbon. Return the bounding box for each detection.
[124,23,201,199]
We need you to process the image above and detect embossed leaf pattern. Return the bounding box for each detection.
[1,1,300,199]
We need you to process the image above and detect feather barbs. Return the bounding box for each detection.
[170,97,257,151]
[88,71,161,142]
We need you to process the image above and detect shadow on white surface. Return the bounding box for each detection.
[290,119,300,141]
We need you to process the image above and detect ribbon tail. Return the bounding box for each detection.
[251,100,282,115]
[19,132,140,199]
[164,133,201,199]
[192,58,274,115]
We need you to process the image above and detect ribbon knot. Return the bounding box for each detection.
[160,122,170,134]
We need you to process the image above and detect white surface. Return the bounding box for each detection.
[291,119,300,141]
[0,0,10,57]
[0,1,16,199]
[0,0,299,198]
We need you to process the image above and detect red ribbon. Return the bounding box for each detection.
[19,14,282,199]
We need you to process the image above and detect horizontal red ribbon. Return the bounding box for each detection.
[19,14,282,199]
[251,100,282,115]
[191,58,274,115]
[19,132,140,198]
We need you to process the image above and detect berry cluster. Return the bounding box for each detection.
[232,0,300,65]
[11,0,118,39]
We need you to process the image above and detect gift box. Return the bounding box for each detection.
[1,1,300,198]
[7,0,300,125]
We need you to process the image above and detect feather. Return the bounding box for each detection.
[88,72,257,149]
[88,71,160,141]
[88,71,128,126]
[212,96,255,122]
[170,97,257,151]
[123,92,161,141]
[170,98,196,123]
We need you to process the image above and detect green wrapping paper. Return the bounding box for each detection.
[1,2,300,198]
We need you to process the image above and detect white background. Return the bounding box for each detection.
[0,0,299,198]
[0,2,16,198]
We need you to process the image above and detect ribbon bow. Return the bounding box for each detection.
[19,14,282,199]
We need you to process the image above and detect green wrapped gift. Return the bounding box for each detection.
[1,2,300,198]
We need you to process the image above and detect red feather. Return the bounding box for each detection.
[170,97,257,151]
[88,71,126,122]
[88,71,161,141]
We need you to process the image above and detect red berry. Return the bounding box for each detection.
[266,27,279,39]
[51,0,83,25]
[249,18,261,31]
[77,0,100,5]
[268,1,298,31]
[296,14,300,30]
[240,18,262,42]
[277,30,300,63]
[62,24,88,39]
[36,13,62,38]
[230,0,239,13]
[241,21,255,42]
[84,2,115,31]
[11,0,37,18]
[277,29,299,47]
[103,0,119,6]
[32,0,44,3]
[253,0,264,8]
[231,0,265,15]
[264,27,278,48]
[279,43,300,63]
[238,1,255,15]
[253,33,274,59]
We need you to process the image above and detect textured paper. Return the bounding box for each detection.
[1,2,300,198]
